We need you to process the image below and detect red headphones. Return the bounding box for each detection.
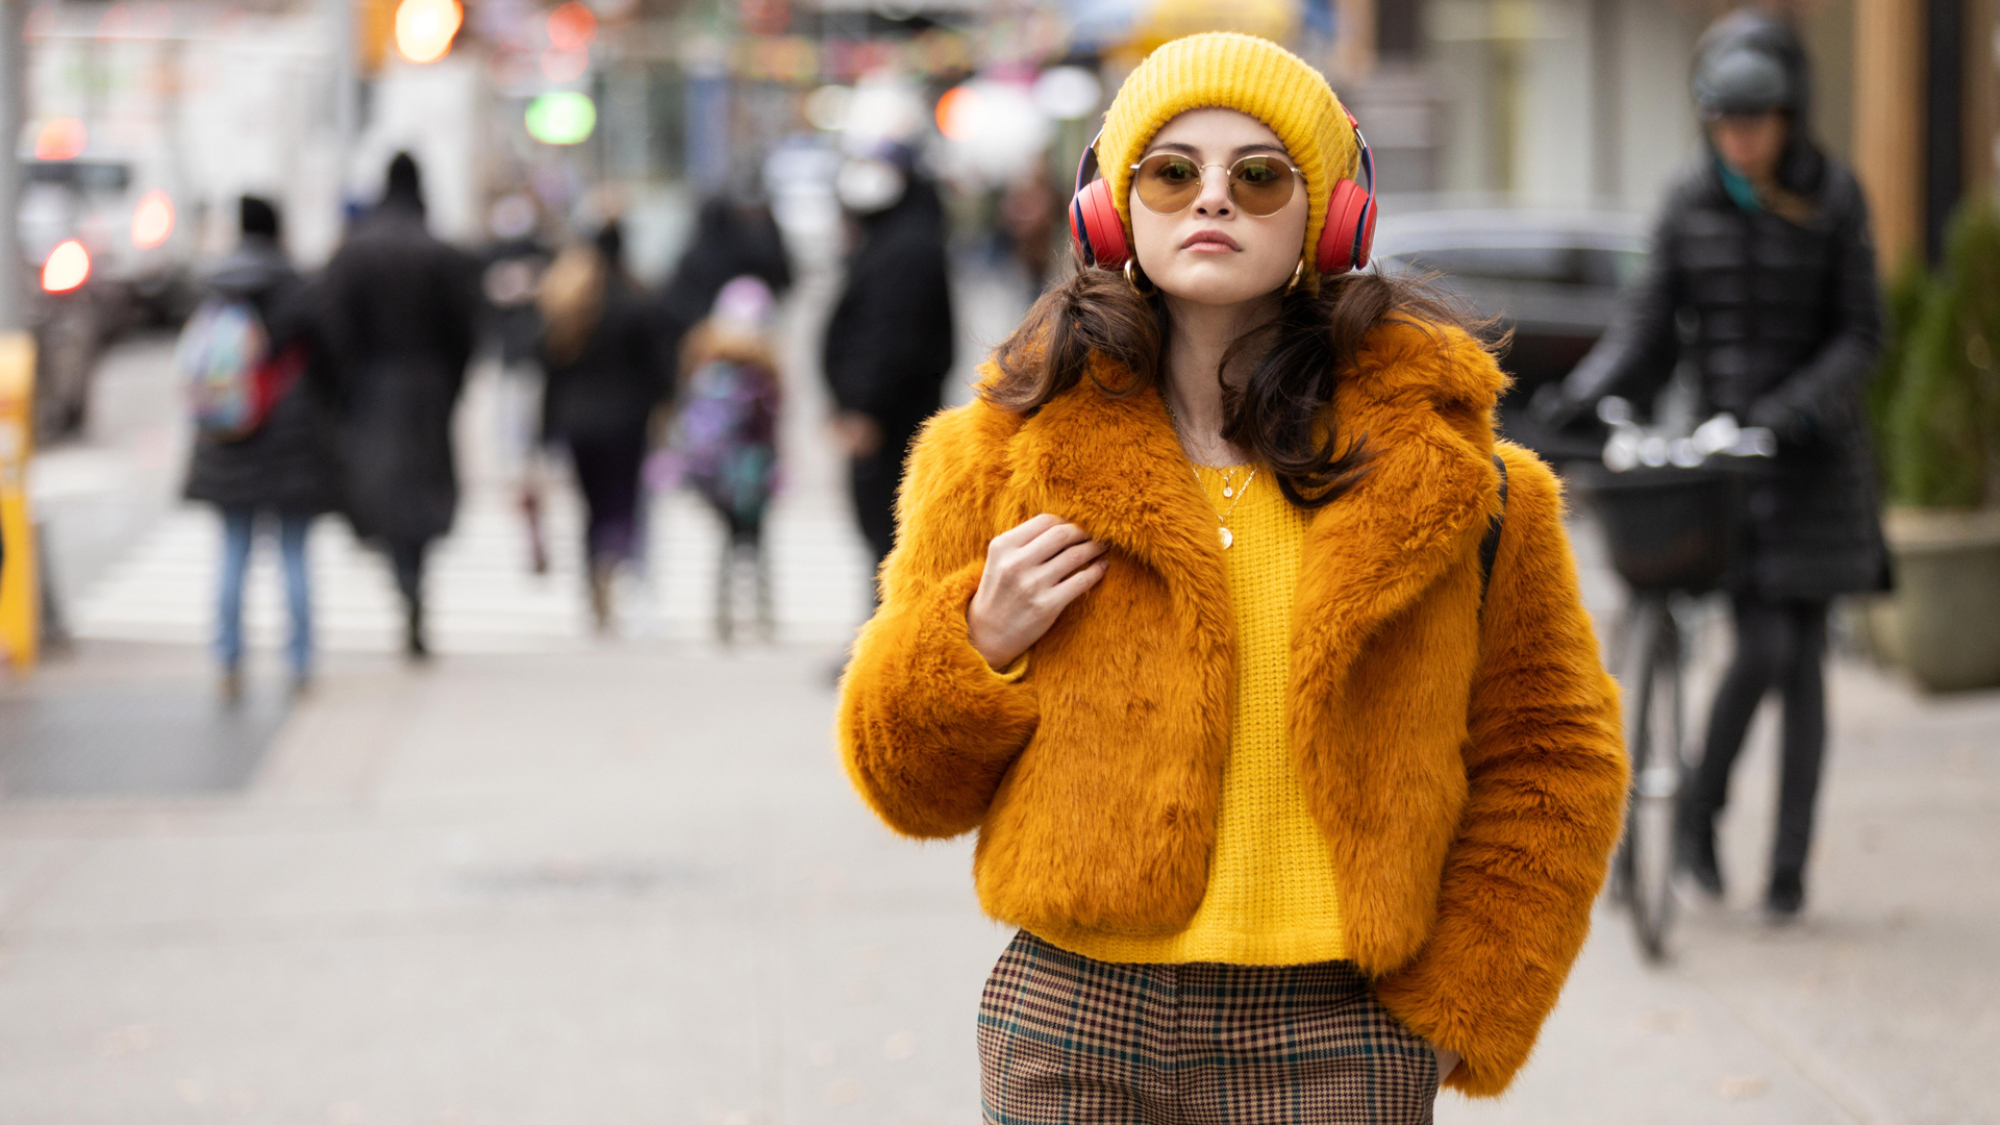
[1068,113,1378,276]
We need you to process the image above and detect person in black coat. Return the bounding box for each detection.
[822,150,954,582]
[320,153,480,660]
[538,222,667,630]
[183,196,341,697]
[1539,9,1888,919]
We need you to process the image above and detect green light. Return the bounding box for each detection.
[526,92,596,145]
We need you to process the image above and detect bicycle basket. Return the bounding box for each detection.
[1572,464,1742,591]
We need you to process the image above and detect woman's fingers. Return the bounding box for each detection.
[985,516,1101,611]
[1017,520,1092,567]
[1032,538,1107,586]
[1045,556,1109,609]
[990,513,1060,556]
[969,515,1106,668]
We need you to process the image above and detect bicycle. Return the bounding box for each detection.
[1572,399,1773,962]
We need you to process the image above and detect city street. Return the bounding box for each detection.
[1,275,1995,1125]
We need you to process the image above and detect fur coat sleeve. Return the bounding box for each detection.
[837,401,1039,838]
[1371,446,1628,1096]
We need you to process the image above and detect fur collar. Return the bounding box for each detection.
[1000,320,1509,664]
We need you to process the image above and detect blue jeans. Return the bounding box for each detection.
[217,507,315,677]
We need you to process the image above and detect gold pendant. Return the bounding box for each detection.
[1221,485,1234,499]
[1219,527,1234,549]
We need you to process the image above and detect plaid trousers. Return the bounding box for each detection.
[978,931,1438,1125]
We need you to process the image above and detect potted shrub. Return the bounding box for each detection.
[1872,198,2000,691]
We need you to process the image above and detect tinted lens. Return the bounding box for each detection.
[1229,156,1296,216]
[1133,154,1202,214]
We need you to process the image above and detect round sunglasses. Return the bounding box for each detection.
[1128,152,1304,218]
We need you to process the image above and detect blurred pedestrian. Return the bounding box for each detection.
[1000,162,1061,296]
[673,276,782,643]
[822,144,953,589]
[179,196,340,700]
[838,34,1627,1115]
[321,152,480,660]
[657,196,792,387]
[1543,10,1888,921]
[480,192,556,575]
[538,221,668,631]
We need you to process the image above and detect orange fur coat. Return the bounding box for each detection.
[836,322,1628,1097]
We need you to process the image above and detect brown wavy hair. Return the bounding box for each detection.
[985,266,1491,508]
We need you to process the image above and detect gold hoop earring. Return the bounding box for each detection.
[1124,259,1156,296]
[1285,260,1306,294]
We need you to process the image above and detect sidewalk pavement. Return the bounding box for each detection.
[0,634,1993,1125]
[5,265,1994,1123]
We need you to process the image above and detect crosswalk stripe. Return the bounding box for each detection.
[70,486,877,653]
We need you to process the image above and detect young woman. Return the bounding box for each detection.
[838,33,1627,1120]
[538,222,668,631]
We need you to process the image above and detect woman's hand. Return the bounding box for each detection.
[967,514,1109,669]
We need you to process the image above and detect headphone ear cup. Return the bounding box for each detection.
[1317,178,1374,274]
[1069,177,1129,270]
[1068,196,1091,264]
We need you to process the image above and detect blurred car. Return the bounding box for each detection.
[18,155,198,438]
[1373,208,1648,462]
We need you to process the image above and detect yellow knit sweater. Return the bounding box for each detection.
[1032,466,1347,964]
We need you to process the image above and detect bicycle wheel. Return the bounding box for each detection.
[1614,594,1683,962]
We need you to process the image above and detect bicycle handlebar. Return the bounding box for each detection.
[1596,397,1776,472]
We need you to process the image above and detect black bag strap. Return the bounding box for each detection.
[1479,453,1509,604]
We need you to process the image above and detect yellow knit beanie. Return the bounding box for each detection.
[1096,33,1359,274]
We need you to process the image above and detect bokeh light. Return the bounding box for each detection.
[41,239,91,294]
[34,117,87,161]
[394,0,461,64]
[545,2,596,51]
[934,85,979,142]
[131,190,174,249]
[525,91,596,145]
[803,85,852,131]
[1032,66,1102,121]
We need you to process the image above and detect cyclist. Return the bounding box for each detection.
[1537,10,1889,920]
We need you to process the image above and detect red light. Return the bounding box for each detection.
[34,118,87,161]
[935,85,979,141]
[42,240,91,294]
[132,189,174,249]
[546,2,595,51]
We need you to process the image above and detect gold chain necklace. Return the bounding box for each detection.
[1191,463,1256,549]
[1162,394,1255,550]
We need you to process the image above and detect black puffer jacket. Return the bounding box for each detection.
[182,238,342,514]
[823,176,954,442]
[1562,15,1888,600]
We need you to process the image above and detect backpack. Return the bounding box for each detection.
[675,357,780,524]
[176,298,303,440]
